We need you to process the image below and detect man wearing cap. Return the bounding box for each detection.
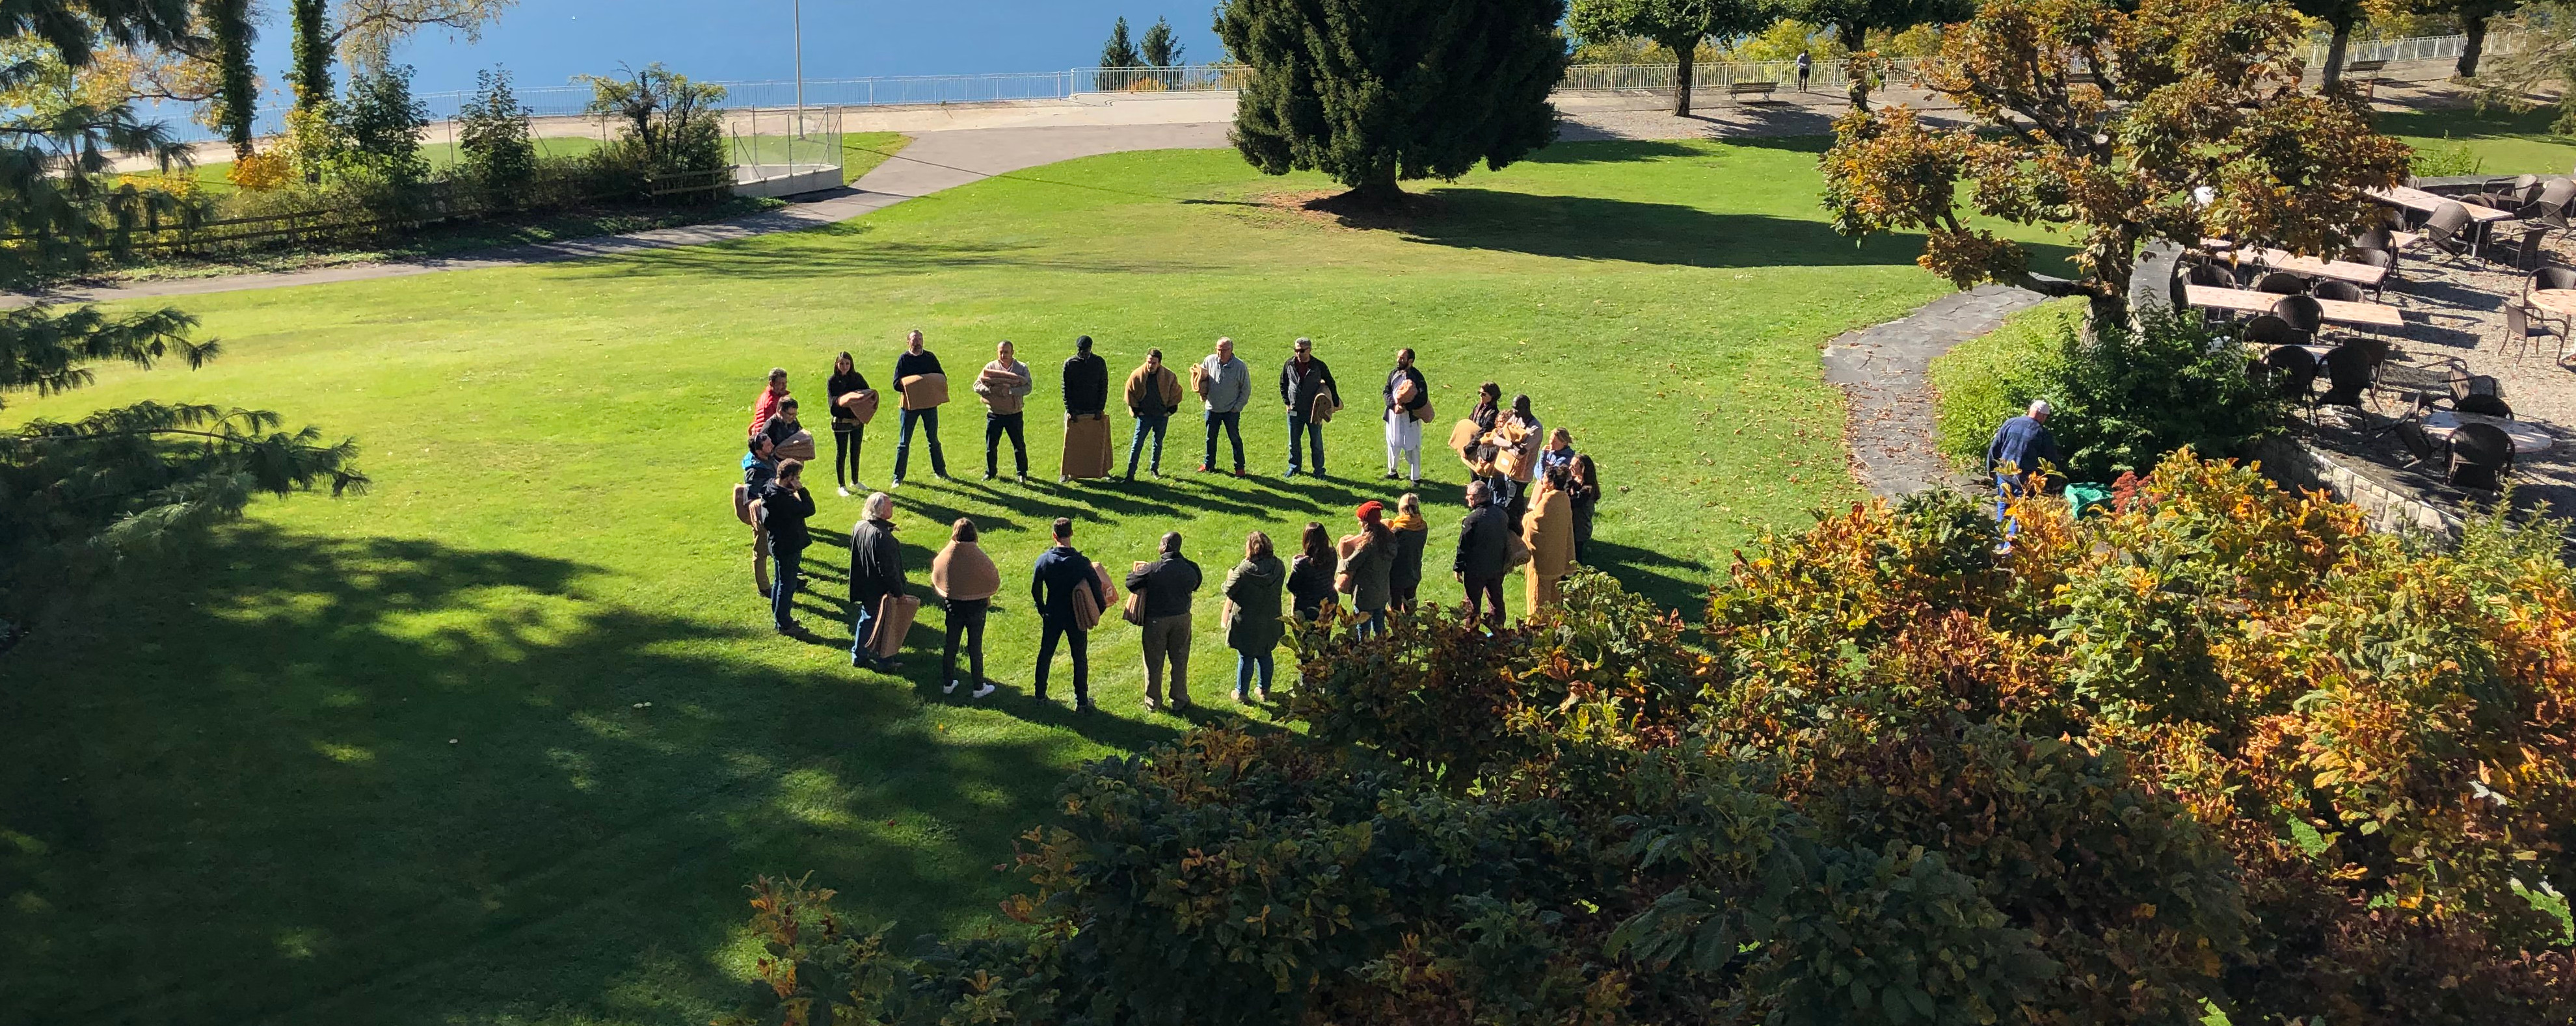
[1197,336,1250,475]
[975,339,1034,483]
[1279,336,1339,478]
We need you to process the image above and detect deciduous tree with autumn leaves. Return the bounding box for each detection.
[1819,0,2412,327]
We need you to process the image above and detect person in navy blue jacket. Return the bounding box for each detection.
[1029,517,1107,711]
[1985,399,2063,497]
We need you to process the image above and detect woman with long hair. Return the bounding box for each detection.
[1343,502,1397,640]
[1222,530,1287,703]
[1569,454,1602,566]
[930,518,999,698]
[1286,521,1338,624]
[826,352,872,495]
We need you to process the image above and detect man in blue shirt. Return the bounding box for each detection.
[1030,518,1107,711]
[1985,399,2062,499]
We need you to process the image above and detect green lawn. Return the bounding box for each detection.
[0,138,2060,1026]
[2380,104,2576,176]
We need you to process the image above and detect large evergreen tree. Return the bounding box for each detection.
[1099,16,1141,68]
[205,0,258,158]
[290,0,332,109]
[1140,15,1182,67]
[1215,0,1569,205]
[1568,0,1774,115]
[1,0,363,637]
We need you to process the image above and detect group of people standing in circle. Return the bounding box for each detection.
[729,331,1607,714]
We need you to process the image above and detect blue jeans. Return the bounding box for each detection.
[1203,410,1243,470]
[1236,650,1274,694]
[849,590,881,662]
[1125,414,1168,477]
[1993,471,2032,546]
[770,542,804,629]
[1353,607,1384,640]
[894,406,944,481]
[1286,412,1324,473]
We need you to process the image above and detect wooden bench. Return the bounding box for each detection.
[1727,81,1780,102]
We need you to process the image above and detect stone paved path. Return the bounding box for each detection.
[6,122,1233,308]
[1821,285,2054,497]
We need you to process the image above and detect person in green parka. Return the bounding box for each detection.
[1222,529,1288,704]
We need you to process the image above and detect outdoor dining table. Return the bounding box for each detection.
[2367,185,2515,224]
[2423,410,2556,455]
[2523,287,2576,321]
[2182,283,2407,330]
[2224,246,2390,288]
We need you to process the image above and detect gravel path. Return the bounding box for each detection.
[1821,285,2054,497]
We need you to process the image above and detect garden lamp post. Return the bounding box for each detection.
[792,0,807,138]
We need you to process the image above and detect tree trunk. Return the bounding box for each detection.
[1672,38,1695,116]
[1343,164,1406,207]
[2458,13,2489,79]
[2320,20,2350,86]
[291,0,332,110]
[1841,21,1871,111]
[209,0,256,159]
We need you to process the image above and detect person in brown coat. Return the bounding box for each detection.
[1520,464,1576,618]
[931,518,1002,699]
[1123,349,1183,480]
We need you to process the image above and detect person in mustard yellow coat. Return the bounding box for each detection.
[1520,464,1576,618]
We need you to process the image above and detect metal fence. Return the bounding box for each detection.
[154,29,2517,144]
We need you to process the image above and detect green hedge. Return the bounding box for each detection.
[1928,297,2083,471]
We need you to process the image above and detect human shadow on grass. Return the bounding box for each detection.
[0,524,1179,1026]
[556,226,1182,283]
[1580,539,1713,613]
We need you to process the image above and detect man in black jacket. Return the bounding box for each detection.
[1060,335,1110,484]
[891,330,948,486]
[760,458,818,635]
[1453,480,1510,631]
[1279,336,1338,478]
[1123,532,1203,711]
[848,491,906,670]
[1030,517,1106,709]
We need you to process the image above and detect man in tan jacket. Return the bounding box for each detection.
[1520,465,1576,617]
[1122,349,1183,481]
[974,339,1034,483]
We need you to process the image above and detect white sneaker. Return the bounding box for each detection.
[942,678,959,694]
[836,486,852,497]
[970,683,995,699]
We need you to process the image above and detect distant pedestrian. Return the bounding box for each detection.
[1125,531,1203,711]
[1455,479,1510,630]
[1123,349,1183,480]
[742,434,779,597]
[1383,347,1429,482]
[1196,336,1251,475]
[1985,399,2061,499]
[1221,530,1286,702]
[751,367,790,438]
[760,458,817,635]
[826,352,874,495]
[975,339,1034,482]
[1521,466,1576,618]
[1341,502,1396,640]
[891,330,949,486]
[1280,336,1339,477]
[1570,453,1602,566]
[1287,521,1338,622]
[1796,51,1812,92]
[848,491,906,668]
[931,518,1000,699]
[1387,492,1430,614]
[1030,517,1105,709]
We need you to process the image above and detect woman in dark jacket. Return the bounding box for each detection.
[1285,521,1338,623]
[1386,492,1429,614]
[826,352,872,495]
[1570,454,1602,566]
[1222,531,1287,703]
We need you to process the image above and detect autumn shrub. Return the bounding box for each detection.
[1932,307,2283,480]
[728,454,2573,1026]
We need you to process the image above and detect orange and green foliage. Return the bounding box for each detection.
[1819,0,2411,321]
[731,455,2575,1026]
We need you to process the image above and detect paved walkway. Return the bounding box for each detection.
[1821,285,2054,497]
[11,122,1233,308]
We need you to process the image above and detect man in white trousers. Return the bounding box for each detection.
[1382,347,1429,482]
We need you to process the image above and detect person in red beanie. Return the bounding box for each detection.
[1340,501,1396,640]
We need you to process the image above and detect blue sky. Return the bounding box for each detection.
[252,0,1228,97]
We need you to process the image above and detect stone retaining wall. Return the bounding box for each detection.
[2251,436,2464,538]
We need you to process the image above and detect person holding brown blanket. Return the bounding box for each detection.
[1279,336,1339,478]
[931,518,1000,699]
[1520,465,1576,618]
[1125,531,1202,711]
[825,352,874,495]
[890,330,948,486]
[974,339,1034,483]
[848,492,907,670]
[1123,349,1183,481]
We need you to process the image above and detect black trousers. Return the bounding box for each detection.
[832,421,863,486]
[943,597,990,686]
[1464,573,1505,629]
[1035,617,1088,702]
[986,413,1026,476]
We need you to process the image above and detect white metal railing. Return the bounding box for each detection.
[146,29,2515,144]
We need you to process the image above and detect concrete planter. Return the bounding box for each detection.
[733,164,844,199]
